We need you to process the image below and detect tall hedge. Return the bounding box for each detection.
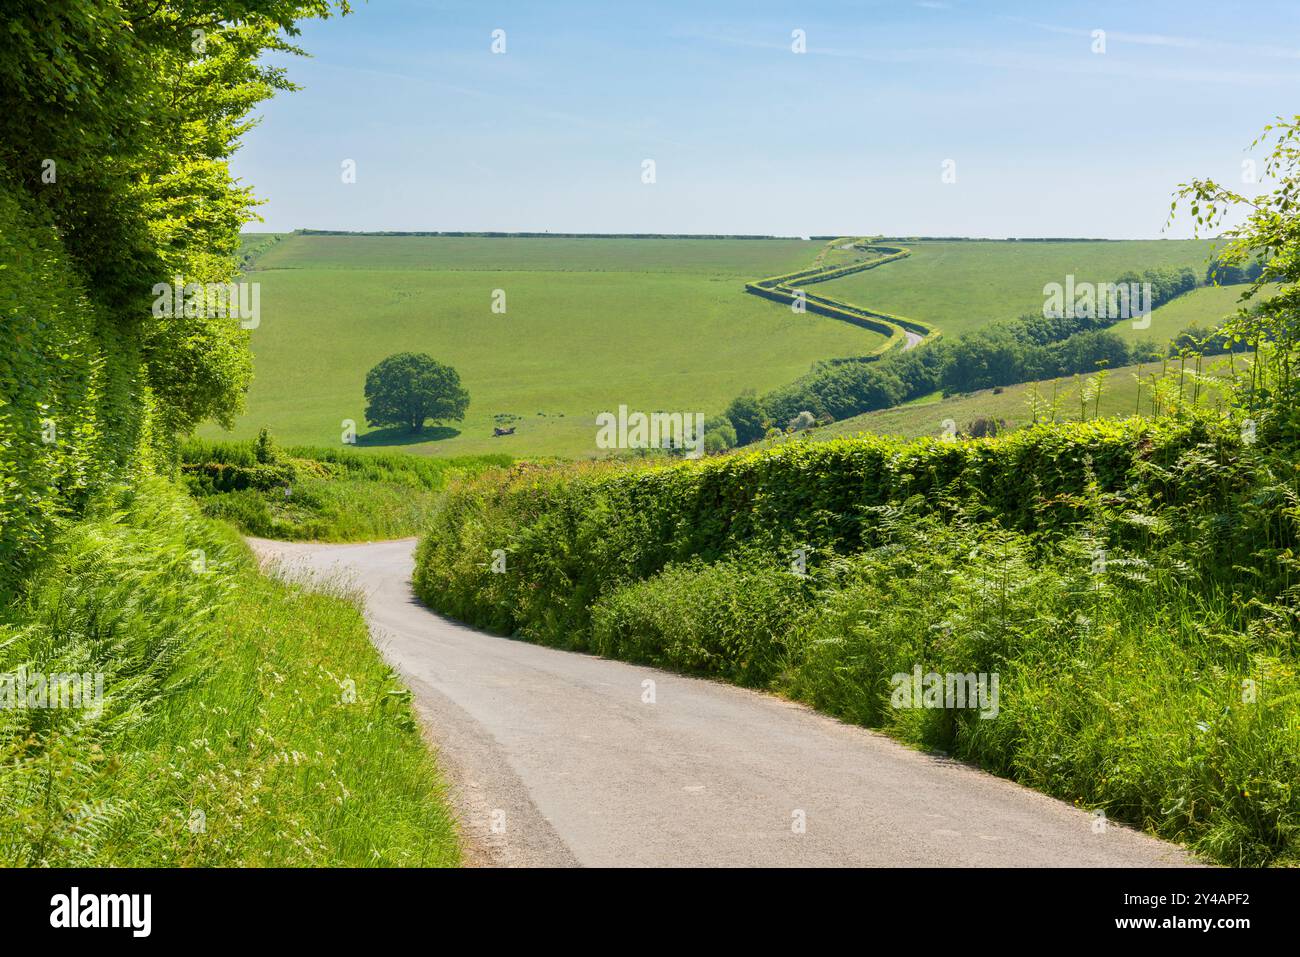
[0,185,149,592]
[413,415,1243,645]
[0,1,346,595]
[744,242,936,348]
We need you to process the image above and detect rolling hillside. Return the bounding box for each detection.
[211,233,1250,459]
[812,239,1224,339]
[1109,282,1262,345]
[207,234,883,457]
[792,354,1241,443]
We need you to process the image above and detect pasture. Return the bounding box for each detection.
[208,234,880,457]
[211,234,1248,458]
[797,354,1241,443]
[1111,282,1262,345]
[813,239,1226,339]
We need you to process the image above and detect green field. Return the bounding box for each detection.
[206,234,881,457]
[813,239,1224,339]
[208,234,1252,459]
[796,354,1242,443]
[253,234,817,274]
[1111,282,1260,345]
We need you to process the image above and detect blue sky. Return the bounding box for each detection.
[233,0,1300,238]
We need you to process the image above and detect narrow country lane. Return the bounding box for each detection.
[250,537,1196,869]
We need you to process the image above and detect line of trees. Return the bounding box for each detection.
[1207,254,1264,285]
[743,242,936,354]
[717,262,1253,445]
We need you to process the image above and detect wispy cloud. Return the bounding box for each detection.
[310,60,693,149]
[1020,19,1300,60]
[680,27,1300,87]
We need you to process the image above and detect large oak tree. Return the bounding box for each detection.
[364,353,470,434]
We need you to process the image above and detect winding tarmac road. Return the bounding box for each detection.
[250,537,1195,868]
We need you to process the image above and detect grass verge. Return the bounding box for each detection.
[180,434,511,541]
[0,477,459,866]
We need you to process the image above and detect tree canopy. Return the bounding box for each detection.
[0,1,349,433]
[1171,115,1300,439]
[364,353,471,433]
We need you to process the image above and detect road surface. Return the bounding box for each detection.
[249,537,1195,868]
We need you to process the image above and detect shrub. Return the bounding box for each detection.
[788,410,816,432]
[966,416,1006,438]
[703,415,737,454]
[179,437,511,541]
[422,462,1300,865]
[413,415,1239,647]
[0,184,147,596]
[724,392,768,445]
[591,554,811,686]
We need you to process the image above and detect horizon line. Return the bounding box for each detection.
[244,229,1217,242]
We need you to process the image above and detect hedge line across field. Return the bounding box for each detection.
[744,240,938,354]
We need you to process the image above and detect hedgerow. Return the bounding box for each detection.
[414,414,1242,644]
[584,509,1300,865]
[744,240,936,349]
[0,2,461,869]
[413,408,1300,864]
[727,246,1213,444]
[0,184,150,593]
[1,1,349,594]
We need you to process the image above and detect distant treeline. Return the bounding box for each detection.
[296,229,801,240]
[1208,257,1265,285]
[813,235,1120,242]
[297,229,1223,243]
[877,236,1140,243]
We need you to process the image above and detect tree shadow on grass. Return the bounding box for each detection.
[356,425,460,447]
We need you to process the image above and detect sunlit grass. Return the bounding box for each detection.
[0,478,459,866]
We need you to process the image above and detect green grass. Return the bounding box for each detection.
[208,234,1248,460]
[180,437,511,541]
[0,478,459,866]
[813,239,1222,339]
[194,479,443,542]
[255,234,818,274]
[204,235,881,458]
[798,355,1241,442]
[1111,282,1263,345]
